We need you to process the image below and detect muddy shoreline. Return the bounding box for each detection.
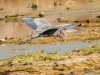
[0,45,100,75]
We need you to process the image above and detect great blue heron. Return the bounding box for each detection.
[20,16,81,44]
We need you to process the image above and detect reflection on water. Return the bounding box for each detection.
[0,21,35,39]
[0,41,100,59]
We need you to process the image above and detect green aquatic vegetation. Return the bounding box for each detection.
[0,51,64,63]
[0,51,45,62]
[14,51,47,61]
[77,44,100,52]
[46,53,61,60]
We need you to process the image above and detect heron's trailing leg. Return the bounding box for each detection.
[19,33,40,44]
[53,28,67,38]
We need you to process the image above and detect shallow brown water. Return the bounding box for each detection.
[0,21,35,39]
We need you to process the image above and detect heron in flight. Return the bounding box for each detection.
[20,16,81,44]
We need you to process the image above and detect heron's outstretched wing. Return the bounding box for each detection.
[21,16,37,30]
[34,18,52,32]
[51,23,81,29]
[21,17,52,32]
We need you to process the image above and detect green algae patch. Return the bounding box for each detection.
[72,44,100,53]
[0,50,66,63]
[79,45,100,52]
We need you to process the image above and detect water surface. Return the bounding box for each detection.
[0,21,35,39]
[0,41,100,59]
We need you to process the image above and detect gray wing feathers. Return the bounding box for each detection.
[21,17,52,32]
[51,24,79,29]
[34,18,52,32]
[21,17,37,30]
[23,33,40,43]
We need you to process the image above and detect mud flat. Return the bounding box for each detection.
[0,45,100,75]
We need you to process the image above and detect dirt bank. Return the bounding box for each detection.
[0,45,100,75]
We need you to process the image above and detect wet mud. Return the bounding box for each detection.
[0,45,100,75]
